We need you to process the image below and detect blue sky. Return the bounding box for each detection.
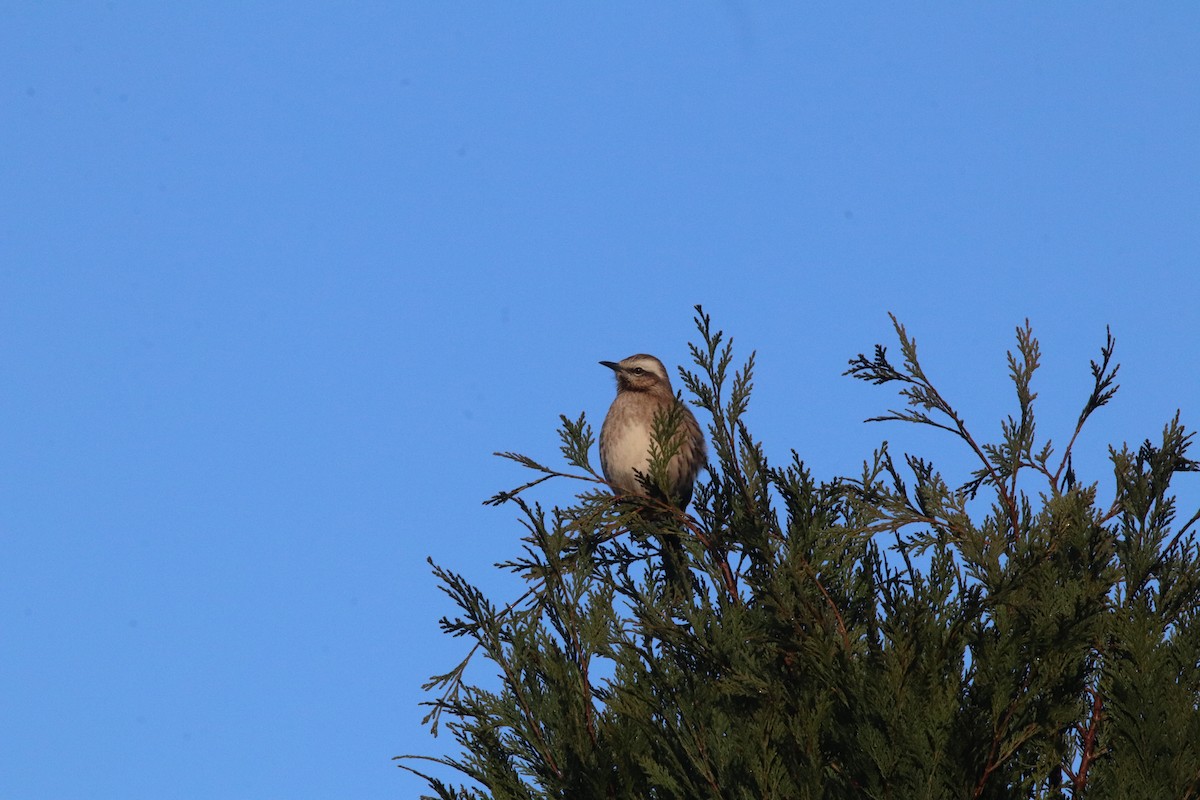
[3,4,1197,798]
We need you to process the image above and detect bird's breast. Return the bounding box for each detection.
[600,400,659,493]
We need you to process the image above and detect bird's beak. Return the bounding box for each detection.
[599,360,621,372]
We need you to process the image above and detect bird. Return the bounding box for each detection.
[598,354,706,511]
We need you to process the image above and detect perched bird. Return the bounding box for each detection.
[598,354,706,510]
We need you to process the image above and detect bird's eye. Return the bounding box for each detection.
[632,367,645,375]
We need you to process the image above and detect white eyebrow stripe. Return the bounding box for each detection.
[622,356,668,379]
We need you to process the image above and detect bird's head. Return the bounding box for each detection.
[600,354,673,395]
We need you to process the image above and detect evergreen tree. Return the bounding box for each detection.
[398,308,1200,799]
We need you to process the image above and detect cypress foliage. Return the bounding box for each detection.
[399,308,1200,799]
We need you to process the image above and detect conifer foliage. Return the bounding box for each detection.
[399,308,1200,799]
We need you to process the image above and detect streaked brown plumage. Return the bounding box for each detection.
[598,354,706,510]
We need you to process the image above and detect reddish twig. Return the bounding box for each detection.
[1073,683,1104,794]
